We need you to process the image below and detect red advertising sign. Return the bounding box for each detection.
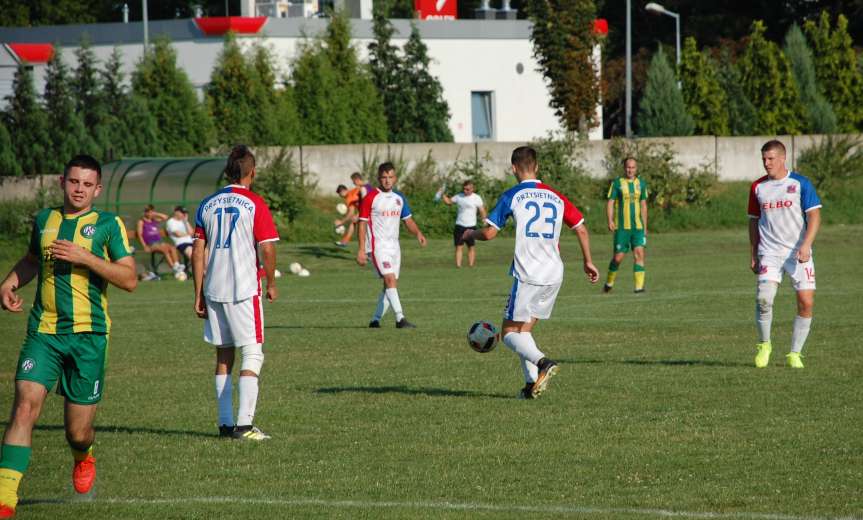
[415,0,457,20]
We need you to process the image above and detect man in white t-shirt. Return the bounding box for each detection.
[166,206,194,262]
[466,146,599,399]
[443,180,486,268]
[748,139,822,369]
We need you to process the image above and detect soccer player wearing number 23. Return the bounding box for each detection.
[467,147,599,399]
[749,140,821,369]
[193,146,279,441]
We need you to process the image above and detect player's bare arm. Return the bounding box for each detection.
[641,199,648,236]
[356,221,368,266]
[49,240,137,292]
[479,205,488,220]
[466,226,498,243]
[748,218,761,273]
[797,208,820,263]
[573,224,600,283]
[136,219,152,253]
[192,239,207,318]
[259,241,278,303]
[0,253,40,312]
[441,194,453,205]
[404,217,427,247]
[606,199,617,231]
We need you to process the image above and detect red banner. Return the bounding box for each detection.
[415,0,457,20]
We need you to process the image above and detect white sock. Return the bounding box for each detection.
[172,262,183,271]
[236,376,259,427]
[373,290,390,321]
[385,288,404,321]
[214,374,233,426]
[520,356,538,383]
[756,308,772,343]
[503,332,544,365]
[791,316,812,354]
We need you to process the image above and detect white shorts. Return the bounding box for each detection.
[758,254,816,291]
[503,278,562,322]
[204,295,264,347]
[370,246,401,279]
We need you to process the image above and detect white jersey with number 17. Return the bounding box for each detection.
[194,185,279,303]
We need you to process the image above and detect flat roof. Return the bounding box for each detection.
[0,18,533,47]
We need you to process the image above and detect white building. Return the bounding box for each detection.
[0,16,603,142]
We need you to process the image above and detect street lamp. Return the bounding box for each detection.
[625,0,632,137]
[645,2,680,68]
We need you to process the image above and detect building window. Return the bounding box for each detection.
[471,91,495,141]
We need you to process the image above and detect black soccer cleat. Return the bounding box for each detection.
[602,283,613,293]
[517,383,535,400]
[634,288,646,294]
[218,425,235,438]
[368,320,381,328]
[395,318,416,329]
[532,358,559,398]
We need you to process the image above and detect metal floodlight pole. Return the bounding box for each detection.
[625,0,632,138]
[142,0,149,52]
[645,2,681,68]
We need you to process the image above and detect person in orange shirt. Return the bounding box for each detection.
[335,173,370,247]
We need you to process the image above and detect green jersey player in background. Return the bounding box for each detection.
[0,155,137,518]
[603,157,649,293]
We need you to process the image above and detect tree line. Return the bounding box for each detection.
[0,8,452,176]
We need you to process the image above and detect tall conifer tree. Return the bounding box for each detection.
[637,47,694,137]
[403,23,453,142]
[3,64,49,175]
[784,24,837,134]
[43,48,93,172]
[679,37,729,136]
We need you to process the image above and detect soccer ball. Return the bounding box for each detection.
[298,268,310,277]
[289,262,302,275]
[174,271,188,282]
[336,203,348,215]
[334,224,346,235]
[274,269,282,279]
[467,320,499,353]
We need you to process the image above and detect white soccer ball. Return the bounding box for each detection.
[289,262,302,275]
[274,269,282,279]
[298,268,310,277]
[334,224,346,235]
[174,271,188,282]
[336,203,348,215]
[467,320,499,353]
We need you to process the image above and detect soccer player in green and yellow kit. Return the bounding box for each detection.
[603,157,649,293]
[0,155,137,518]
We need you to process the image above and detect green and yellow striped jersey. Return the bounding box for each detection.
[27,208,132,335]
[607,177,648,230]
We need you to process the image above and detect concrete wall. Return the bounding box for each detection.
[271,134,844,195]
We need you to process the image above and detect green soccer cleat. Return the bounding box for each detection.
[233,426,271,441]
[786,352,804,369]
[754,341,772,368]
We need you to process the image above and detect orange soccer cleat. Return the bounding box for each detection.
[72,454,96,494]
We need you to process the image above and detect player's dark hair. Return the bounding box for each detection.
[144,204,155,212]
[511,146,537,172]
[378,162,395,176]
[336,184,348,194]
[174,205,187,213]
[225,145,256,183]
[463,180,474,188]
[63,154,102,181]
[350,172,362,181]
[761,140,786,156]
[622,156,637,166]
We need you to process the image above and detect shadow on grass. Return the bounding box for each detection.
[294,245,352,260]
[8,423,218,439]
[316,385,511,400]
[556,358,750,368]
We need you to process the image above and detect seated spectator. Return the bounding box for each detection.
[166,206,194,265]
[136,205,184,280]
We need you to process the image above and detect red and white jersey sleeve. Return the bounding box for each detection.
[485,180,584,285]
[749,172,822,257]
[195,185,279,302]
[359,188,412,254]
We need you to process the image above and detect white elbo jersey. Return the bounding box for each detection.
[748,171,822,257]
[486,180,585,285]
[452,192,484,227]
[194,185,279,302]
[359,188,412,252]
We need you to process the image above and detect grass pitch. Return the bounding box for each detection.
[0,227,860,519]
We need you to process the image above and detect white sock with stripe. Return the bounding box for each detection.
[791,316,812,354]
[236,376,259,427]
[373,290,390,321]
[385,288,404,321]
[214,374,233,427]
[503,332,544,365]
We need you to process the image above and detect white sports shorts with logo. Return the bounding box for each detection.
[204,295,264,347]
[370,245,401,279]
[503,278,562,322]
[758,253,816,291]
